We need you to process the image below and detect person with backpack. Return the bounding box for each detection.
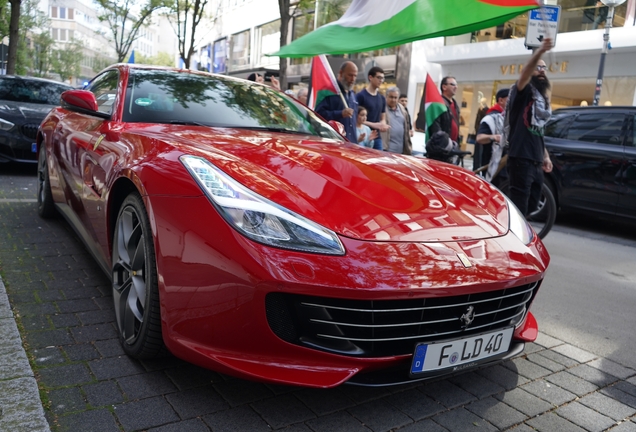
[475,88,509,172]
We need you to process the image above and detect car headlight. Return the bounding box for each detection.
[181,155,345,255]
[506,196,534,245]
[0,118,15,131]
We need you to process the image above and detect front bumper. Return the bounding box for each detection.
[148,195,549,388]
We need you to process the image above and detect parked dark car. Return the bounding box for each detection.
[544,106,635,222]
[0,75,72,164]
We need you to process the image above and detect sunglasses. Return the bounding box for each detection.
[536,65,547,71]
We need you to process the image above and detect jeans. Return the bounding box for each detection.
[507,157,544,216]
[372,136,383,151]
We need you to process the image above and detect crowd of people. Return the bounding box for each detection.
[247,37,554,219]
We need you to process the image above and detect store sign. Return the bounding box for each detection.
[525,6,561,48]
[500,61,568,75]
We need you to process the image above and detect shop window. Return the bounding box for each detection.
[566,113,626,145]
[445,0,632,46]
[258,20,280,67]
[291,13,314,66]
[230,29,250,70]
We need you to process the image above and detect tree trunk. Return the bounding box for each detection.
[7,0,21,75]
[278,0,290,90]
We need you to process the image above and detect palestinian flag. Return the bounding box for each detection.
[415,73,448,138]
[274,0,540,58]
[307,55,341,110]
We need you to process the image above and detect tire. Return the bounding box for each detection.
[498,180,556,240]
[37,145,57,218]
[112,192,165,359]
[528,183,556,240]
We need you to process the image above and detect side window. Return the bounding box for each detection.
[86,70,119,115]
[544,114,573,138]
[565,113,626,145]
[629,115,635,147]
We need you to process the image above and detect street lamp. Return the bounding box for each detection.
[592,0,627,106]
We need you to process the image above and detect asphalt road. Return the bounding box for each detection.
[533,217,636,371]
[1,161,635,432]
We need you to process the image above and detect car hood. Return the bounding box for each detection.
[0,100,56,121]
[147,128,510,242]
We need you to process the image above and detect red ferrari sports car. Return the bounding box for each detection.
[37,64,549,388]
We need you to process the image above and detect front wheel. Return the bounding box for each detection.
[112,192,165,359]
[499,181,557,240]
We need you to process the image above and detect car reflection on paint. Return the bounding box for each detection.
[36,64,549,387]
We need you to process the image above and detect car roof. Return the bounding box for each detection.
[0,75,73,87]
[553,106,635,113]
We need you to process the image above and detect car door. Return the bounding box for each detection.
[547,111,626,216]
[77,70,121,265]
[617,112,636,220]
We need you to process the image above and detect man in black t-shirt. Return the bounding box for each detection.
[356,66,389,150]
[506,38,554,216]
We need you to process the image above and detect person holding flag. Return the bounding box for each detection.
[312,59,359,142]
[414,73,449,141]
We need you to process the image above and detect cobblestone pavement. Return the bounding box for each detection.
[1,168,635,432]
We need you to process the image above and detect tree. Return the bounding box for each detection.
[277,0,313,90]
[6,0,20,74]
[0,0,10,39]
[95,0,169,63]
[166,0,217,69]
[135,50,174,66]
[52,39,84,83]
[30,31,55,77]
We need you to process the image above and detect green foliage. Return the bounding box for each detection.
[135,51,175,67]
[13,0,51,75]
[92,55,115,73]
[52,39,84,82]
[316,0,351,27]
[29,31,55,77]
[95,0,171,62]
[0,0,9,39]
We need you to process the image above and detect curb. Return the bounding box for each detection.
[0,274,50,432]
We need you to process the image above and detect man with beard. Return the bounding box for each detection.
[315,61,359,142]
[505,37,554,216]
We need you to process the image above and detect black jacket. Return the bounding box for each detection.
[416,95,460,138]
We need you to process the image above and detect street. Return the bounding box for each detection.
[1,162,635,432]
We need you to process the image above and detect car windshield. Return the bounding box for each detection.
[123,69,343,140]
[0,78,70,105]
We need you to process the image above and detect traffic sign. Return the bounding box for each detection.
[525,6,561,48]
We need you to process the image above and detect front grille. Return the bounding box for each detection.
[266,282,539,357]
[20,123,39,140]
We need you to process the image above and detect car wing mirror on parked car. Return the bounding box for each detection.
[61,90,110,120]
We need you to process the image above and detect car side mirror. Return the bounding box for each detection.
[61,90,110,119]
[328,120,346,137]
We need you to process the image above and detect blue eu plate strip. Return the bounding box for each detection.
[411,345,428,373]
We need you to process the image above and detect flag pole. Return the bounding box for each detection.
[339,93,349,109]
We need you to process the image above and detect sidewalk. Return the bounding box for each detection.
[0,275,50,432]
[1,168,636,432]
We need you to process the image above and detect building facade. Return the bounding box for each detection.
[407,0,636,152]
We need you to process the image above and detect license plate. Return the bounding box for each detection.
[411,327,514,374]
[32,143,37,153]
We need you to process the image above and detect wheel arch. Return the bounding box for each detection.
[107,177,141,255]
